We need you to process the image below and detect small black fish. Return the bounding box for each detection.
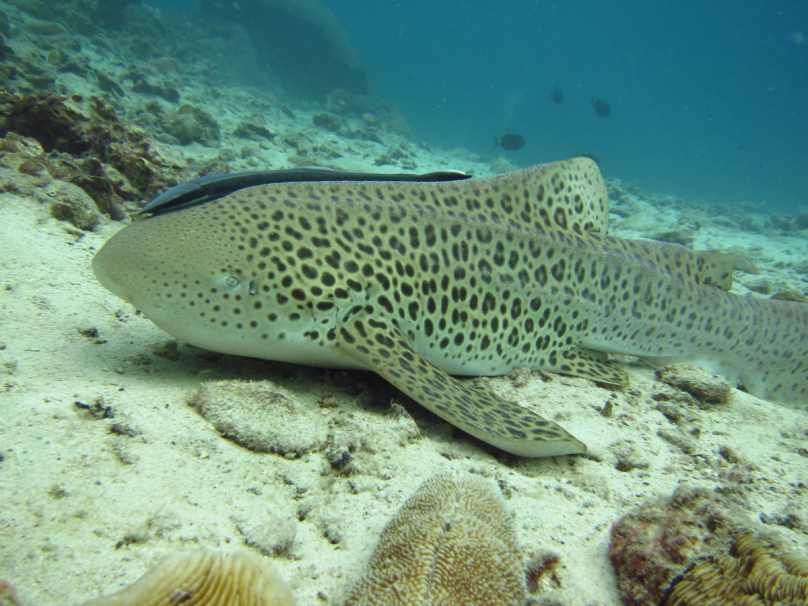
[493,133,526,151]
[591,97,611,117]
[551,88,564,103]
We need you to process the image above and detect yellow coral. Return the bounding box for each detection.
[665,529,808,605]
[80,549,295,606]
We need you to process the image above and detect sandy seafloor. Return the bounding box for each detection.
[1,7,808,606]
[3,154,808,606]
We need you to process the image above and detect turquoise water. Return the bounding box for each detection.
[148,0,808,211]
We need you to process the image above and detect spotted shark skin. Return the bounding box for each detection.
[92,158,808,457]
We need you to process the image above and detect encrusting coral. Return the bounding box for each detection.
[608,486,749,606]
[342,471,526,606]
[79,548,295,606]
[609,485,808,606]
[664,529,808,605]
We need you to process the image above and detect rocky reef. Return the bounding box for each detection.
[0,92,187,226]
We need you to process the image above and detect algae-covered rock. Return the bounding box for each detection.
[23,21,69,36]
[765,213,798,233]
[160,104,220,146]
[744,278,773,295]
[131,78,180,104]
[0,11,9,37]
[189,380,327,456]
[312,112,340,132]
[0,91,95,154]
[609,486,749,606]
[655,363,732,406]
[234,121,275,140]
[649,228,694,247]
[8,0,139,33]
[48,180,101,231]
[770,289,808,303]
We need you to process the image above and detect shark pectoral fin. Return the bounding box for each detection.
[578,346,609,363]
[335,315,587,458]
[556,348,628,386]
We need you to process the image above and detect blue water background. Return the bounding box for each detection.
[151,0,807,212]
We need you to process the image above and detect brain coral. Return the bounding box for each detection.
[342,471,526,606]
[665,529,808,605]
[79,548,295,606]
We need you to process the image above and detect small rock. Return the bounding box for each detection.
[744,279,772,295]
[235,515,296,557]
[313,112,341,132]
[16,156,48,174]
[657,428,697,454]
[97,72,125,96]
[234,121,275,140]
[188,380,325,456]
[49,180,100,230]
[610,440,650,472]
[217,148,236,162]
[150,57,184,74]
[24,21,69,36]
[770,289,808,303]
[132,78,180,103]
[161,104,220,146]
[655,363,731,405]
[649,229,694,247]
[655,401,688,423]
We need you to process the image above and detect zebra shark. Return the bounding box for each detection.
[92,158,808,457]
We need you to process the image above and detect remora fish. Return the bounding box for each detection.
[92,159,808,457]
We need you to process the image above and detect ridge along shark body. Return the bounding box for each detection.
[93,159,808,457]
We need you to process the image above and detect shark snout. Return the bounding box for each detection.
[92,249,133,304]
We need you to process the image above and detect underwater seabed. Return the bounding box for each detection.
[1,152,808,605]
[0,0,807,603]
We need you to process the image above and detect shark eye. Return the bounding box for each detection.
[224,275,240,288]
